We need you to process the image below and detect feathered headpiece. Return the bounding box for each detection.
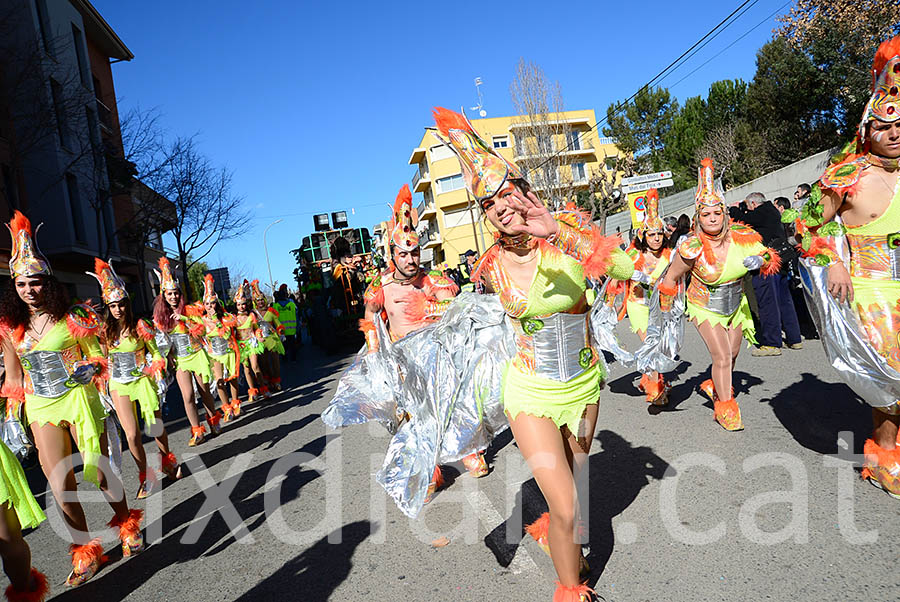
[695,158,726,212]
[87,258,127,304]
[7,211,51,278]
[432,107,523,202]
[860,35,900,138]
[249,279,268,309]
[202,273,218,304]
[388,184,419,252]
[153,257,179,292]
[638,188,665,236]
[233,279,252,304]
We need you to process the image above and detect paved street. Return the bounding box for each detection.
[19,324,900,602]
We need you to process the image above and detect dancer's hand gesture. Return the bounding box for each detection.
[507,189,559,240]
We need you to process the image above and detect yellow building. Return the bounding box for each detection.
[407,109,621,270]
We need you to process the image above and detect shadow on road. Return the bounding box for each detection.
[482,429,671,582]
[234,520,372,601]
[763,372,870,455]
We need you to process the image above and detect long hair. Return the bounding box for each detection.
[634,230,670,253]
[102,297,136,344]
[153,290,184,331]
[207,300,224,320]
[0,275,70,334]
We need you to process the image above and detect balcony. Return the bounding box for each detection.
[96,98,113,135]
[508,116,590,129]
[416,199,436,220]
[412,165,431,193]
[423,228,442,249]
[408,147,426,165]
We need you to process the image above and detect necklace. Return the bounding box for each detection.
[866,152,900,171]
[503,246,537,265]
[497,232,533,250]
[30,313,52,339]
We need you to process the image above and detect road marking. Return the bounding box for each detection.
[465,488,539,576]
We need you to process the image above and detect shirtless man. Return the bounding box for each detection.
[802,36,900,498]
[360,185,488,496]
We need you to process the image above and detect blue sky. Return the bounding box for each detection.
[94,0,790,288]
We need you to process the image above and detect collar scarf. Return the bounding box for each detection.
[497,232,534,251]
[865,152,900,171]
[698,222,729,264]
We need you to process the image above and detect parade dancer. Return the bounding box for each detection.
[790,36,900,498]
[620,189,672,405]
[232,280,266,402]
[199,274,242,422]
[250,279,284,393]
[433,108,635,602]
[658,159,780,431]
[0,212,143,586]
[89,259,180,498]
[152,258,221,446]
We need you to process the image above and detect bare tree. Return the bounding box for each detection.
[141,136,250,301]
[579,151,635,233]
[509,59,580,210]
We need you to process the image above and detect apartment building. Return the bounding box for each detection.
[407,109,620,269]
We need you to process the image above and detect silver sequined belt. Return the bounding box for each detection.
[511,312,594,382]
[20,349,85,398]
[208,336,231,356]
[109,350,145,384]
[259,320,275,338]
[170,333,195,357]
[689,278,743,316]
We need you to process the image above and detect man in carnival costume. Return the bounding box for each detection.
[322,183,499,516]
[788,36,900,498]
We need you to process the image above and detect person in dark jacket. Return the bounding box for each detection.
[729,192,802,356]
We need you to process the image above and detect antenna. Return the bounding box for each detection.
[470,77,486,118]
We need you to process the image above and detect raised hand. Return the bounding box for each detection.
[506,189,559,240]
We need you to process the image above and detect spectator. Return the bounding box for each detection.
[663,216,677,237]
[792,183,811,210]
[459,249,484,293]
[730,192,802,356]
[669,213,692,249]
[773,196,819,340]
[274,284,299,361]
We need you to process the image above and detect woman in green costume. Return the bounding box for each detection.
[232,280,265,402]
[434,107,635,602]
[659,159,781,431]
[199,274,242,421]
[0,212,143,588]
[89,258,180,499]
[250,279,284,393]
[152,257,222,447]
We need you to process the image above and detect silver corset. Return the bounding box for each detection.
[109,351,144,384]
[170,333,195,357]
[208,336,231,356]
[511,312,593,382]
[705,280,743,316]
[155,330,172,359]
[259,320,275,338]
[20,350,81,398]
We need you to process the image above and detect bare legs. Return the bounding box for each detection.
[31,422,129,544]
[507,403,598,588]
[872,409,900,450]
[0,505,33,592]
[110,390,172,476]
[695,320,742,399]
[175,369,218,426]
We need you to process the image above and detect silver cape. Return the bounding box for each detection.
[633,266,686,374]
[799,237,900,409]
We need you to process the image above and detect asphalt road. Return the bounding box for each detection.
[15,323,900,602]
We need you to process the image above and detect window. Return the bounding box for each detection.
[147,230,162,250]
[72,25,90,87]
[101,193,117,251]
[571,162,586,182]
[85,106,100,150]
[442,206,476,228]
[435,173,464,195]
[34,0,54,57]
[429,144,454,163]
[492,136,509,149]
[536,133,554,154]
[65,173,86,242]
[50,79,72,149]
[567,130,583,150]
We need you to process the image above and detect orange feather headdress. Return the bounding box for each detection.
[7,211,51,278]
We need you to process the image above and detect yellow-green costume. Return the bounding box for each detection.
[158,317,211,382]
[624,247,672,334]
[107,319,165,427]
[678,224,770,344]
[235,314,265,362]
[259,308,285,355]
[474,211,634,435]
[16,307,107,485]
[0,438,45,529]
[201,313,240,379]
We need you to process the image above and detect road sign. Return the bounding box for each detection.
[621,171,672,186]
[622,178,674,194]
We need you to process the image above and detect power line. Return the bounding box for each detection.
[248,201,387,220]
[532,0,766,171]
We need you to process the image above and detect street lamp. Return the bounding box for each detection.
[263,218,283,296]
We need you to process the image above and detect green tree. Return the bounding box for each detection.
[186,259,210,302]
[663,95,707,190]
[603,86,678,173]
[705,79,747,132]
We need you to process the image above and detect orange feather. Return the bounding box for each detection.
[873,35,900,83]
[432,107,471,137]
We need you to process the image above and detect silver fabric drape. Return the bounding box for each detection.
[634,266,685,374]
[799,258,900,409]
[588,278,634,370]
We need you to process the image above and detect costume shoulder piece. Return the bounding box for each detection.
[677,235,703,260]
[136,318,155,342]
[66,303,101,339]
[729,221,763,247]
[423,271,460,296]
[470,245,501,290]
[363,270,388,311]
[819,155,867,195]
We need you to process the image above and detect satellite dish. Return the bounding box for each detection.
[479,109,487,117]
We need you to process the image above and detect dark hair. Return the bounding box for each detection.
[774,197,791,211]
[102,297,136,344]
[0,274,71,332]
[668,214,692,248]
[634,230,669,252]
[153,289,184,331]
[207,299,225,320]
[797,183,811,195]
